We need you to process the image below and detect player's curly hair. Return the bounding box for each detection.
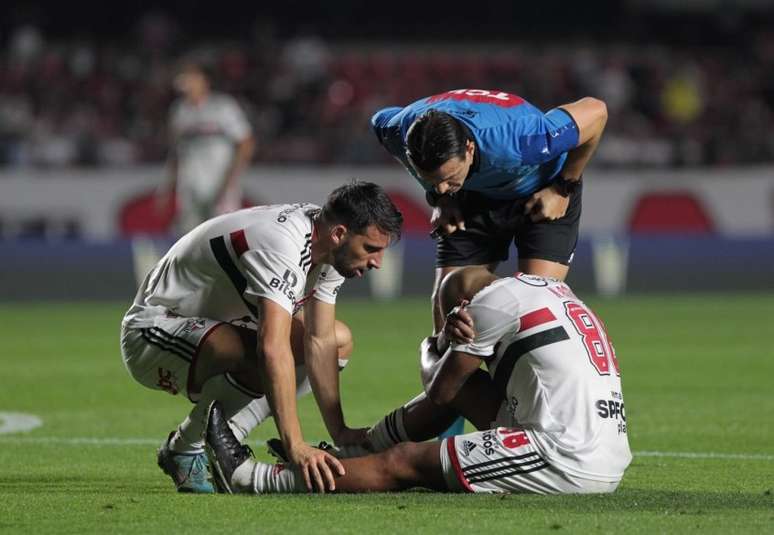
[321,180,403,241]
[406,110,472,172]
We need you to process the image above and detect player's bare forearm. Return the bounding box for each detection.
[420,336,444,390]
[304,331,346,440]
[426,350,482,406]
[259,299,305,450]
[303,299,351,442]
[558,97,608,179]
[261,343,305,450]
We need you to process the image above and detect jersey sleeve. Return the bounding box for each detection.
[312,265,345,305]
[484,106,579,167]
[516,107,579,165]
[220,96,252,142]
[450,301,519,357]
[370,107,427,189]
[240,250,305,316]
[370,106,403,147]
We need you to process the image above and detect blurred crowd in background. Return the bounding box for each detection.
[1,12,773,170]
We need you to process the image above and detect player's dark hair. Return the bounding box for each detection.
[406,110,471,172]
[321,181,403,241]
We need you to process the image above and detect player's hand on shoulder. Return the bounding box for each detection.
[524,184,570,222]
[444,299,475,344]
[431,195,466,237]
[289,442,345,493]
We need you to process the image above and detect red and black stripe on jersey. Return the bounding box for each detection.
[492,320,570,394]
[209,230,259,319]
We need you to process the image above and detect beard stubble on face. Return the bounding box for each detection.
[331,240,361,279]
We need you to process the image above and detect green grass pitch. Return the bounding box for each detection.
[1,295,773,533]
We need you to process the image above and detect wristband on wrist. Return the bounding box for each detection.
[553,176,581,197]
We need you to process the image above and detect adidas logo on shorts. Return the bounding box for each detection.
[461,440,477,457]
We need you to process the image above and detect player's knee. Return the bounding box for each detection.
[335,320,353,360]
[194,324,254,388]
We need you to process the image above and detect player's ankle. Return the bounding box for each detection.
[367,407,409,452]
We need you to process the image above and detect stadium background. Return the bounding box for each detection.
[1,2,773,533]
[1,0,773,299]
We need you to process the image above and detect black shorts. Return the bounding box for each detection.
[435,182,582,268]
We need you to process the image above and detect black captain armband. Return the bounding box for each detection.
[553,176,582,197]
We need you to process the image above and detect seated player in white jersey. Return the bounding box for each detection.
[120,181,403,494]
[203,266,632,495]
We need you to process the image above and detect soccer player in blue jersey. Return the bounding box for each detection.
[372,89,606,439]
[371,89,607,336]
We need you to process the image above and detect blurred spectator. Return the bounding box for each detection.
[160,61,255,233]
[0,21,772,169]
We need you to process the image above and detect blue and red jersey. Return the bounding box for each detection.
[371,89,579,200]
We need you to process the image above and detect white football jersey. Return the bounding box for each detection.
[170,92,252,204]
[450,273,632,483]
[123,203,344,329]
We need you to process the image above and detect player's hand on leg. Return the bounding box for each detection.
[444,300,475,344]
[524,185,570,222]
[290,442,345,493]
[430,195,466,237]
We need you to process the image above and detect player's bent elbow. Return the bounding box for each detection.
[585,97,608,123]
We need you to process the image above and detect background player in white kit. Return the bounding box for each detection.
[159,61,255,234]
[120,181,403,493]
[204,266,632,495]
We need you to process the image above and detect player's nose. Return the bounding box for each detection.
[435,182,449,195]
[368,252,383,270]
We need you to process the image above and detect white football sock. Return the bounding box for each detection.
[172,358,351,453]
[169,373,261,454]
[366,407,409,452]
[236,461,305,494]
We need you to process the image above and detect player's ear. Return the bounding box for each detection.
[466,139,475,159]
[330,224,348,246]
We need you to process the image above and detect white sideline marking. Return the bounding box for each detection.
[0,412,43,434]
[0,436,267,447]
[0,434,771,462]
[635,450,774,461]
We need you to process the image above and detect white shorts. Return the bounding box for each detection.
[120,315,225,402]
[440,427,620,495]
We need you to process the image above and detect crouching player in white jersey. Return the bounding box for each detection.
[203,266,631,495]
[120,181,403,494]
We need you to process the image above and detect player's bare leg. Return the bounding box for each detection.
[191,315,353,395]
[334,365,501,461]
[518,257,569,281]
[329,442,447,492]
[444,368,501,430]
[160,317,352,492]
[205,401,449,494]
